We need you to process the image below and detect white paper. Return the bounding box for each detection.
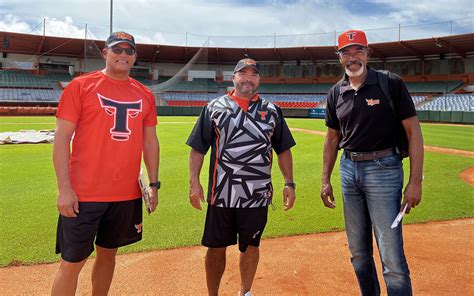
[138,168,152,214]
[391,204,408,229]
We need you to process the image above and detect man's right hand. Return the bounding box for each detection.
[57,187,79,217]
[189,180,204,210]
[320,182,336,209]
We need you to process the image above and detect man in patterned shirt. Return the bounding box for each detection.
[187,58,296,296]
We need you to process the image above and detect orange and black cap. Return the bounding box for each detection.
[234,58,260,74]
[105,31,136,49]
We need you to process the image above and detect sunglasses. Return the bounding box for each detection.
[109,46,136,56]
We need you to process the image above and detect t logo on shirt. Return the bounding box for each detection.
[98,94,142,141]
[257,110,268,121]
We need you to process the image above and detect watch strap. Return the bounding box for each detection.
[284,181,296,189]
[149,181,161,189]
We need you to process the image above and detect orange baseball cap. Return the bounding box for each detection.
[337,30,368,51]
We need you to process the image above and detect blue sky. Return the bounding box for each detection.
[0,0,472,47]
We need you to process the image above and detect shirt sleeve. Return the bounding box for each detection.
[56,79,83,124]
[271,106,296,154]
[392,76,417,120]
[143,90,157,126]
[186,106,213,155]
[325,86,340,130]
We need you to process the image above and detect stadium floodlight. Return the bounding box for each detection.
[110,0,113,35]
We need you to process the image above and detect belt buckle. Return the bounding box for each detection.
[350,152,361,161]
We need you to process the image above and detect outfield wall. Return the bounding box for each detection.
[416,110,474,124]
[0,106,472,124]
[155,106,474,124]
[156,106,310,118]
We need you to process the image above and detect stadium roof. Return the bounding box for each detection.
[1,31,473,64]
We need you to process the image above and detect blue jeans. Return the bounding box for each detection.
[340,153,412,296]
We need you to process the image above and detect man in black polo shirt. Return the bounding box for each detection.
[187,58,296,296]
[321,29,424,296]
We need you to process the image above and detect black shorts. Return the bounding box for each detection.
[56,198,143,263]
[202,205,268,252]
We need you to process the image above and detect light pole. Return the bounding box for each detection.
[110,0,113,35]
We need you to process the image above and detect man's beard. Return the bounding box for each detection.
[235,82,257,96]
[345,60,365,77]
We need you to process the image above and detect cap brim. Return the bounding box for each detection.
[338,43,368,51]
[234,65,260,73]
[107,40,136,49]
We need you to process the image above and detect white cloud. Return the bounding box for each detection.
[0,14,31,33]
[0,14,99,39]
[43,17,90,39]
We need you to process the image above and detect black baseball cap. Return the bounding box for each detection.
[105,31,136,49]
[234,58,260,74]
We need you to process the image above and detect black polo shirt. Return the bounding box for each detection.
[325,67,416,152]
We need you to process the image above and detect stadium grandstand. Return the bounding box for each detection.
[0,30,473,122]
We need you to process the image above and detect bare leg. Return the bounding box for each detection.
[91,246,118,296]
[240,246,259,295]
[51,258,87,296]
[205,247,227,296]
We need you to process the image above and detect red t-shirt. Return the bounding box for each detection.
[56,71,157,202]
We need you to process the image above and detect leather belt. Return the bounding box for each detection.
[344,148,397,162]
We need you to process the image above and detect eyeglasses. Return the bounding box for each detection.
[109,46,136,56]
[338,49,367,59]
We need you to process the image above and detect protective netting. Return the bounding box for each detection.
[148,39,218,107]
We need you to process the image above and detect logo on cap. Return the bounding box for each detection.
[115,32,133,42]
[234,58,260,73]
[346,32,357,41]
[243,59,257,66]
[106,31,136,49]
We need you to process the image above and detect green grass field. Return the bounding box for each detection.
[0,116,473,267]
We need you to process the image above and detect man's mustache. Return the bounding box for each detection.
[346,60,363,68]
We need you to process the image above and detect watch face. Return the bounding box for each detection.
[149,182,161,189]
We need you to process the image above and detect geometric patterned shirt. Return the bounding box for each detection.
[187,93,295,208]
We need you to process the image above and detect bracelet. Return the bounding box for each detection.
[284,181,296,189]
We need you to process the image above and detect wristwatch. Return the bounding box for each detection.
[284,181,296,189]
[149,181,161,189]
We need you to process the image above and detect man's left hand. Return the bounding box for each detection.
[148,188,158,213]
[402,181,422,214]
[283,186,296,211]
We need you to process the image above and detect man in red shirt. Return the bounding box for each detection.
[51,31,160,295]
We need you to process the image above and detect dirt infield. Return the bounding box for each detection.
[289,127,474,159]
[424,145,474,158]
[461,167,474,186]
[290,127,327,136]
[0,219,472,295]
